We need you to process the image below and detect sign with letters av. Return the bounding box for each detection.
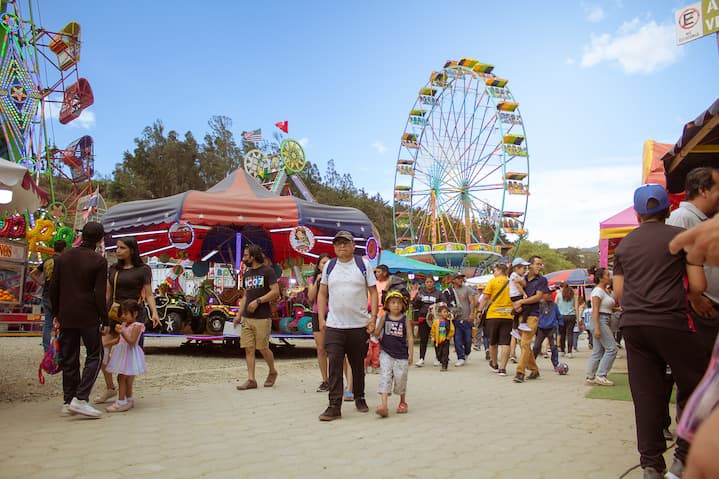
[676,0,719,45]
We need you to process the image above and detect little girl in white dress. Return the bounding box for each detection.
[106,300,146,412]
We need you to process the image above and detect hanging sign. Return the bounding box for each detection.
[167,222,194,250]
[289,226,315,253]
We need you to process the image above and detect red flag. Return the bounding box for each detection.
[275,120,288,133]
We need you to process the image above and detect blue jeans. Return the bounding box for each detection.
[454,320,473,360]
[42,297,53,352]
[585,313,617,378]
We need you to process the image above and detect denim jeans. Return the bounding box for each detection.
[454,320,473,360]
[585,313,617,378]
[42,297,53,352]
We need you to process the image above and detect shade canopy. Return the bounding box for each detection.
[544,268,592,287]
[102,169,378,265]
[374,250,453,275]
[0,158,48,212]
[663,97,719,194]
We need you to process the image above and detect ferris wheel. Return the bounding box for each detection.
[393,58,530,268]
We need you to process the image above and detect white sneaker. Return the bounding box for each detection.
[566,352,573,359]
[416,358,425,367]
[518,323,532,332]
[455,359,465,367]
[61,403,76,416]
[433,360,440,367]
[593,376,614,386]
[68,397,102,418]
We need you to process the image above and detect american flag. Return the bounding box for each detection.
[242,128,262,142]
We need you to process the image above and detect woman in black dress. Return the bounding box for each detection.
[94,237,160,405]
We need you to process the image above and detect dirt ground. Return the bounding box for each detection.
[0,335,320,403]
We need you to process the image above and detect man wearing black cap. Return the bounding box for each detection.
[613,184,708,479]
[317,230,378,421]
[50,221,108,418]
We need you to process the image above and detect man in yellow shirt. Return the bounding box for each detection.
[476,263,513,376]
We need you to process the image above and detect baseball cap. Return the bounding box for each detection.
[452,272,466,279]
[633,184,670,215]
[332,230,354,243]
[512,257,530,267]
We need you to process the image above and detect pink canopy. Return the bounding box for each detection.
[599,206,638,267]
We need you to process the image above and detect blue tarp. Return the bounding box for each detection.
[372,250,453,275]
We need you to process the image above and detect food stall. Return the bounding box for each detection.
[0,239,34,335]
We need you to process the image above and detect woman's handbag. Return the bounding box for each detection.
[108,270,121,322]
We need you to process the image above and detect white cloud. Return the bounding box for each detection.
[565,57,575,65]
[298,137,309,147]
[371,141,387,155]
[580,19,681,74]
[585,5,606,22]
[72,109,96,129]
[42,94,95,129]
[523,164,641,248]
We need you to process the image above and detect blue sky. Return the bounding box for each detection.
[33,0,718,248]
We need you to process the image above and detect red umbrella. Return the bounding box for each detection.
[544,268,592,287]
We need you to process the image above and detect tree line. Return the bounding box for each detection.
[70,116,595,272]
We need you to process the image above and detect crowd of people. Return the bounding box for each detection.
[38,167,719,478]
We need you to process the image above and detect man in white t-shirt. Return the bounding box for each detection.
[317,231,378,421]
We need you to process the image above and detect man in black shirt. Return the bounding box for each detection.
[233,245,280,390]
[614,184,708,479]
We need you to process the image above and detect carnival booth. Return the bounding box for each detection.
[101,169,379,337]
[598,140,672,268]
[0,159,49,334]
[664,97,719,196]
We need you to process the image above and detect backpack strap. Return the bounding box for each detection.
[325,256,368,287]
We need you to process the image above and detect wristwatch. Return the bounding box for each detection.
[255,298,262,306]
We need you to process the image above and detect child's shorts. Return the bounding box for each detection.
[377,350,409,395]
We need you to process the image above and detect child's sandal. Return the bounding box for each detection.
[396,402,408,414]
[375,405,388,418]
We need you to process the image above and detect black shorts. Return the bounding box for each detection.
[485,319,513,346]
[311,312,320,333]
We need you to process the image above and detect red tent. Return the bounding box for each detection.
[101,169,379,266]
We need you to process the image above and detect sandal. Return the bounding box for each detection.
[375,405,388,418]
[396,402,408,414]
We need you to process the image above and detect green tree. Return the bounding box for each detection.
[108,120,203,202]
[515,239,574,273]
[199,116,243,186]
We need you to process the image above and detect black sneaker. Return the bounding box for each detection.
[527,371,540,380]
[498,368,507,376]
[355,398,369,413]
[318,406,342,421]
[316,381,329,392]
[513,373,525,383]
[489,362,499,372]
